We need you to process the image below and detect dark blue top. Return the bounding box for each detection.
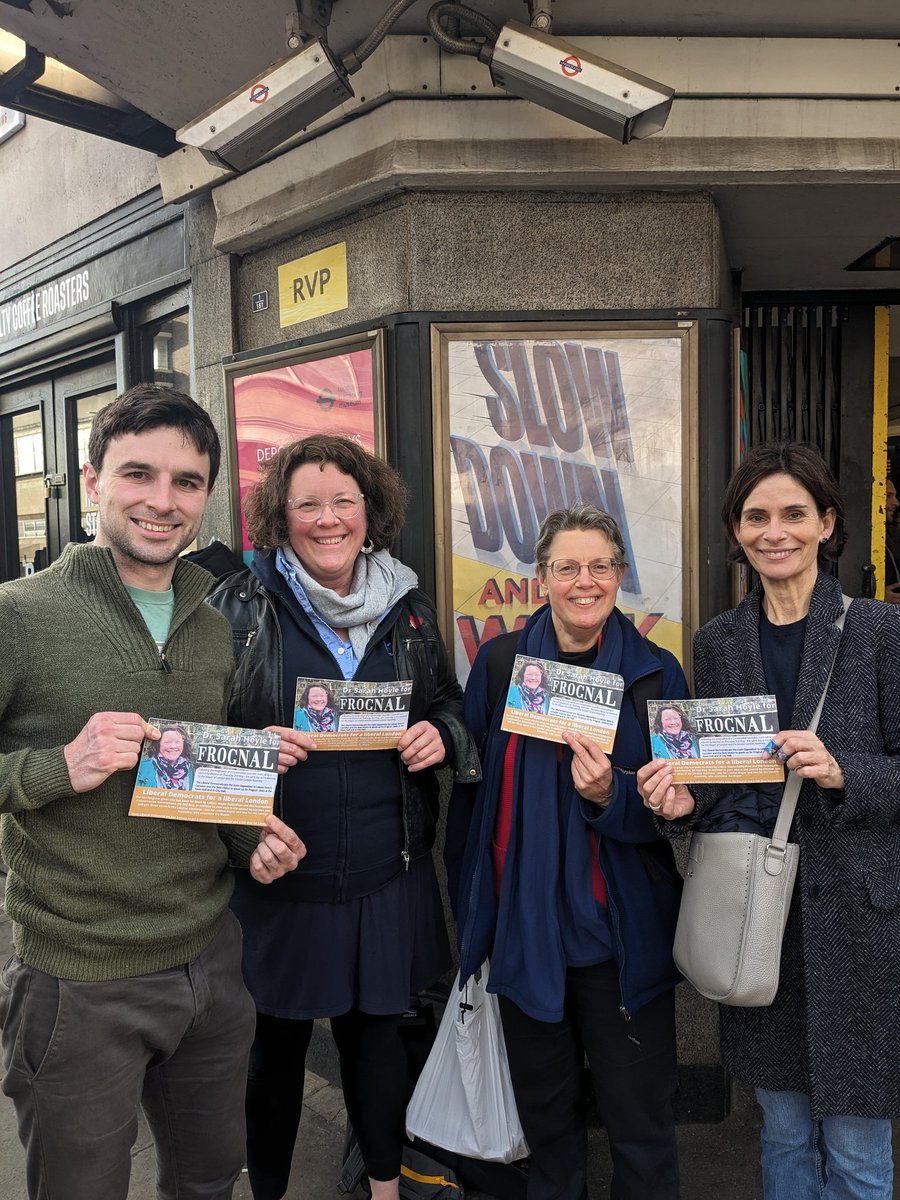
[228,552,452,1016]
[451,605,687,1021]
[759,608,807,729]
[556,645,613,965]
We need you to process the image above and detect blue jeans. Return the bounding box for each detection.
[756,1088,893,1200]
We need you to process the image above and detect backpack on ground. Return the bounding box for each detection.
[339,1124,464,1198]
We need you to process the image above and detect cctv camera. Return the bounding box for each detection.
[490,21,673,143]
[176,39,353,172]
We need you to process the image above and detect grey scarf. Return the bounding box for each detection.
[280,543,418,662]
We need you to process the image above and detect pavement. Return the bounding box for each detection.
[0,877,896,1199]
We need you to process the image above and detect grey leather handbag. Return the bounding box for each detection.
[673,598,850,1008]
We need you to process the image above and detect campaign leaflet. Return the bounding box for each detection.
[500,654,624,752]
[129,719,280,826]
[293,677,414,749]
[646,695,785,784]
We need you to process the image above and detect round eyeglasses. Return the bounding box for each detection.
[542,558,621,582]
[287,493,365,522]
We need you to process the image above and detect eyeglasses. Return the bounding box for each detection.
[286,493,365,522]
[542,558,621,582]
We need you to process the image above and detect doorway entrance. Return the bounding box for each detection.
[0,356,117,581]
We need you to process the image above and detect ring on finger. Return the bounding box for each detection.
[649,802,662,813]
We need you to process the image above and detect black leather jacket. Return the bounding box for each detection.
[207,564,481,873]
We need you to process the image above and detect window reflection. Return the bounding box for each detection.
[75,390,115,541]
[12,409,46,575]
[149,312,190,393]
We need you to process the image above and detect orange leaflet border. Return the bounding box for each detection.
[500,710,617,753]
[128,787,272,826]
[663,758,785,785]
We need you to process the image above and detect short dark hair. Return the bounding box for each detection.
[88,384,221,489]
[534,504,628,574]
[244,435,408,551]
[721,441,846,566]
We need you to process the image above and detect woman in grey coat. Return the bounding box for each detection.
[639,442,900,1200]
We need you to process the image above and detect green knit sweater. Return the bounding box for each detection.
[0,543,257,981]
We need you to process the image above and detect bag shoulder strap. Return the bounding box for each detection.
[770,595,851,849]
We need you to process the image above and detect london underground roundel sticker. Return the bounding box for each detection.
[249,83,270,104]
[559,55,582,77]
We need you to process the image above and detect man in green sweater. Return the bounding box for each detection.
[0,385,310,1200]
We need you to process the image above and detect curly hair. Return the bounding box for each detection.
[298,681,337,709]
[514,659,550,689]
[244,435,408,551]
[652,704,697,737]
[148,724,193,761]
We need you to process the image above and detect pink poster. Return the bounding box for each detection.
[232,346,376,553]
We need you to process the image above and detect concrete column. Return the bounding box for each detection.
[187,194,239,544]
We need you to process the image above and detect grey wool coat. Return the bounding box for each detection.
[689,571,900,1119]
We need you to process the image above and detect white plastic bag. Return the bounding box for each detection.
[406,962,529,1164]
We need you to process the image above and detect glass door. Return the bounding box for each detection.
[56,366,117,546]
[0,377,50,579]
[0,404,47,577]
[0,357,117,582]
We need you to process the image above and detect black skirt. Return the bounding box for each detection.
[231,854,451,1020]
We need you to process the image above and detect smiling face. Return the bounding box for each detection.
[735,472,834,591]
[158,729,185,762]
[539,529,622,653]
[307,686,329,711]
[659,708,684,735]
[83,426,211,590]
[522,664,544,690]
[286,462,367,596]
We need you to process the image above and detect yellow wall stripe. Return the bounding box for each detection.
[872,306,890,599]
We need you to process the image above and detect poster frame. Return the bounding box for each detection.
[223,327,386,553]
[430,319,700,675]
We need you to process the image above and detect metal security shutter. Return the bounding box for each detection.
[742,301,843,475]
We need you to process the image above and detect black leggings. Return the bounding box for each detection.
[245,1008,408,1200]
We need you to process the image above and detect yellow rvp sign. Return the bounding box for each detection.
[278,242,348,327]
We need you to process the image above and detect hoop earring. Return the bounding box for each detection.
[360,536,375,555]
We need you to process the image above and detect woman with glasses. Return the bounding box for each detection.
[449,504,687,1200]
[208,435,479,1200]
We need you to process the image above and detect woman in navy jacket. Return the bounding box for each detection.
[208,436,479,1200]
[449,504,686,1200]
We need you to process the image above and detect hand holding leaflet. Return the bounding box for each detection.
[646,695,785,784]
[501,654,625,752]
[293,676,414,749]
[131,718,281,825]
[65,712,160,793]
